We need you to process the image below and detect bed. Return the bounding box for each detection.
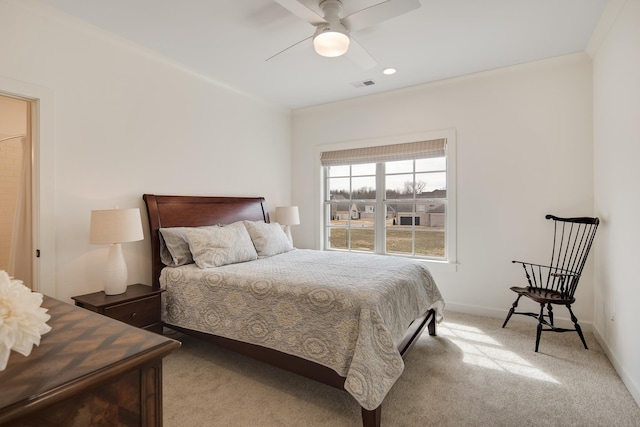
[143,194,445,427]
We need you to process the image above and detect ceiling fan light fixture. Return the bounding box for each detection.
[313,24,350,57]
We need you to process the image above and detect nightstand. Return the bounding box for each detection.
[72,284,165,333]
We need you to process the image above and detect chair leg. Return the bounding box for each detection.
[502,294,522,328]
[567,305,588,350]
[547,303,554,327]
[535,303,545,352]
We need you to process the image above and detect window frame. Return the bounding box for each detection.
[316,130,457,272]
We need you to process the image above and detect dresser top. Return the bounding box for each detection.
[0,296,180,420]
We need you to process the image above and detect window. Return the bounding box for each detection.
[321,137,455,263]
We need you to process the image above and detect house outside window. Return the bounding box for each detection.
[321,136,456,264]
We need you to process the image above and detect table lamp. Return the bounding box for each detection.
[275,206,300,246]
[90,207,144,295]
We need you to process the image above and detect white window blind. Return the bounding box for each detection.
[320,138,446,166]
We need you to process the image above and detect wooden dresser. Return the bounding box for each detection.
[0,296,180,426]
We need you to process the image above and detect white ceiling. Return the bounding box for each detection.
[38,0,608,109]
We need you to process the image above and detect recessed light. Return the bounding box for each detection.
[383,68,397,75]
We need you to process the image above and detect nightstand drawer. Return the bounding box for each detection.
[104,295,160,328]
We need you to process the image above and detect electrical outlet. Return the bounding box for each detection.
[610,298,616,322]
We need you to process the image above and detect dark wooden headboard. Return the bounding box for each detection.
[142,194,269,288]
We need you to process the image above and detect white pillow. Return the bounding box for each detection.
[186,221,258,268]
[159,225,218,266]
[243,220,293,257]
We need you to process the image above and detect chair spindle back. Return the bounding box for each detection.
[545,214,599,298]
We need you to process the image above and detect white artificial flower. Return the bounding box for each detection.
[0,270,51,371]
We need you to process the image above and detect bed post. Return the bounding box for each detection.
[362,406,382,427]
[142,194,162,289]
[428,312,437,336]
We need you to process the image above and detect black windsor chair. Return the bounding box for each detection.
[502,214,599,352]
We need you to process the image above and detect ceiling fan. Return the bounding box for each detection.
[269,0,421,69]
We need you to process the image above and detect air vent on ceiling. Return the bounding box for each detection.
[351,80,376,88]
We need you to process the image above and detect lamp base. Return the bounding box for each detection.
[103,243,128,295]
[283,225,294,246]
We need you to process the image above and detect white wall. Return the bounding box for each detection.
[292,54,595,325]
[0,1,292,301]
[590,0,640,405]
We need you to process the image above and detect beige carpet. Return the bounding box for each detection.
[162,311,640,426]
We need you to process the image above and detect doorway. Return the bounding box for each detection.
[0,94,33,288]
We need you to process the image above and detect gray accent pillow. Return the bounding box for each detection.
[243,220,293,257]
[186,221,258,268]
[159,225,218,266]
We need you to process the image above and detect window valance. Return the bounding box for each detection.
[320,138,446,167]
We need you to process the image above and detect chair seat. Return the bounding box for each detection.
[509,286,575,305]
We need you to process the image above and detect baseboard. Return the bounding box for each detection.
[444,301,594,332]
[592,326,640,407]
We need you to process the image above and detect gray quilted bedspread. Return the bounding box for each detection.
[160,249,445,410]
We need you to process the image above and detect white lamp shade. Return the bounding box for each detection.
[90,208,144,244]
[275,206,300,226]
[90,207,143,295]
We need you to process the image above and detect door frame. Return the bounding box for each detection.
[0,76,55,297]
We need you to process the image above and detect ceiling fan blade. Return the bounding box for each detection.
[274,0,326,26]
[342,0,421,32]
[346,37,377,70]
[266,36,313,62]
